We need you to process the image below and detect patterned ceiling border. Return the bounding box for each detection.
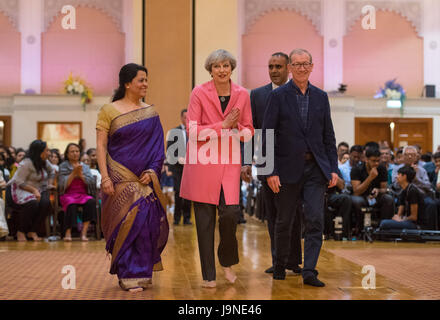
[345,0,422,36]
[244,0,322,35]
[0,0,19,30]
[44,0,123,32]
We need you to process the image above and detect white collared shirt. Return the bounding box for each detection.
[272,79,289,90]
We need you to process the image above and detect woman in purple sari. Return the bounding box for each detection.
[96,63,169,292]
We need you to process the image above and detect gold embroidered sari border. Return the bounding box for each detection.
[109,105,158,137]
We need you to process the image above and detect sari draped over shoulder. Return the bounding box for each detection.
[97,104,169,285]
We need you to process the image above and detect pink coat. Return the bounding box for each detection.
[180,80,254,205]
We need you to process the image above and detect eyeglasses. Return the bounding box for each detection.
[291,62,312,69]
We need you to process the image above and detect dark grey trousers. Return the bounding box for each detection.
[193,188,241,281]
[274,160,327,279]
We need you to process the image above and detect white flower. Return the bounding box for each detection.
[77,84,84,94]
[67,85,74,93]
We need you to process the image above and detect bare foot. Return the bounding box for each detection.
[17,232,27,242]
[128,287,144,293]
[202,280,217,288]
[64,236,72,242]
[27,232,42,241]
[80,235,89,242]
[223,267,237,284]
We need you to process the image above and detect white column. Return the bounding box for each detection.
[122,0,143,65]
[422,0,440,98]
[19,0,43,94]
[322,0,344,92]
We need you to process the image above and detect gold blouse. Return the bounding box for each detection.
[96,104,122,134]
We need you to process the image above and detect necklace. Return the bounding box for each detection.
[220,96,226,102]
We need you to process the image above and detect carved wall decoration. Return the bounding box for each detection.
[345,0,422,36]
[0,0,19,30]
[244,0,322,35]
[44,0,122,32]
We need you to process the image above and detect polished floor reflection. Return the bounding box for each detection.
[0,213,439,300]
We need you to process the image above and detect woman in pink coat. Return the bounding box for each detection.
[180,49,254,288]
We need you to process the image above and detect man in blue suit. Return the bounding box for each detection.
[262,48,338,287]
[248,52,302,276]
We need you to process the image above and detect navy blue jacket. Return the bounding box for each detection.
[250,83,273,130]
[261,79,338,184]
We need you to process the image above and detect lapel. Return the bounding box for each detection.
[306,85,315,134]
[285,80,306,134]
[207,80,224,117]
[206,80,240,118]
[223,81,240,115]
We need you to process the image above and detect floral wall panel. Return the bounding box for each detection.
[0,12,20,95]
[343,11,423,98]
[242,10,323,90]
[41,6,124,95]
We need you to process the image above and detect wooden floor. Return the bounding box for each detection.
[1,212,439,300]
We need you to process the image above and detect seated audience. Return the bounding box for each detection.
[433,152,440,193]
[421,153,436,184]
[351,148,394,233]
[395,148,404,165]
[86,148,99,172]
[58,143,97,241]
[391,146,438,229]
[6,140,54,241]
[339,144,363,189]
[337,142,349,166]
[326,168,353,239]
[0,171,8,239]
[380,166,423,230]
[15,148,26,165]
[0,153,10,182]
[379,146,395,186]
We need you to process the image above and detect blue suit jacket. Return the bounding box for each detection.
[261,79,338,184]
[250,83,273,130]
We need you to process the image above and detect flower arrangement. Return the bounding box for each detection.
[63,73,93,110]
[374,79,406,115]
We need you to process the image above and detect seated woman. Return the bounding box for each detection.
[7,140,54,241]
[81,152,101,190]
[0,170,8,239]
[380,166,423,230]
[59,143,97,241]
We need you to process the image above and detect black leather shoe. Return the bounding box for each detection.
[183,221,192,225]
[173,222,179,225]
[265,266,274,274]
[273,267,286,280]
[303,276,325,287]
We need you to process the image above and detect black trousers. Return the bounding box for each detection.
[172,167,191,223]
[16,191,51,234]
[193,188,241,281]
[327,193,353,238]
[262,181,302,268]
[274,160,327,279]
[63,199,97,233]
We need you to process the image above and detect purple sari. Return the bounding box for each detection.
[101,106,169,290]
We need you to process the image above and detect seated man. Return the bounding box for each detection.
[392,146,438,229]
[339,144,363,189]
[351,148,394,233]
[433,152,440,193]
[325,168,353,240]
[380,166,423,230]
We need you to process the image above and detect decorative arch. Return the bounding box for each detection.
[343,10,423,98]
[44,0,123,32]
[0,0,19,31]
[244,0,321,35]
[41,6,125,95]
[345,0,422,36]
[242,9,323,90]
